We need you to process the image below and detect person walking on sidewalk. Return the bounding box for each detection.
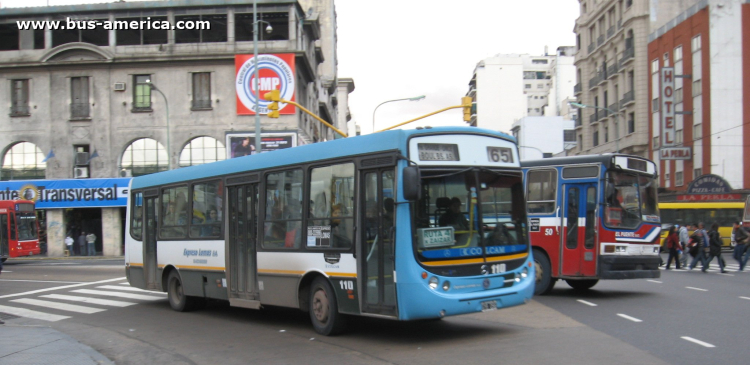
[679,224,690,267]
[665,225,681,269]
[86,232,96,256]
[688,223,709,271]
[704,222,727,273]
[732,221,749,270]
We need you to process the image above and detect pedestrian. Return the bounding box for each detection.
[732,221,749,270]
[64,235,74,256]
[688,223,709,271]
[86,232,96,256]
[704,222,727,273]
[78,232,87,256]
[679,223,690,267]
[664,225,681,269]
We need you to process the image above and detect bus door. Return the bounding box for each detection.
[0,212,7,258]
[560,184,598,277]
[144,196,159,290]
[359,168,397,316]
[227,184,259,303]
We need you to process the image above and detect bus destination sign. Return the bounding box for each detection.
[417,143,459,161]
[418,227,455,248]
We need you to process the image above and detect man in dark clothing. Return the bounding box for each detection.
[78,232,87,256]
[439,197,469,230]
[732,221,749,270]
[704,222,727,273]
[688,223,709,271]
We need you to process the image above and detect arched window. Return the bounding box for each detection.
[179,136,226,167]
[121,138,168,177]
[1,142,46,180]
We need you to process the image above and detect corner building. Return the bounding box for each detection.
[0,0,354,257]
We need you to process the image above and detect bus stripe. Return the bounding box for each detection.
[157,264,225,271]
[422,253,528,267]
[256,269,357,278]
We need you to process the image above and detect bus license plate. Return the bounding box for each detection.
[481,300,497,312]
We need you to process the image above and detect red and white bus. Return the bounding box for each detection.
[0,200,40,262]
[522,155,661,295]
[743,195,750,229]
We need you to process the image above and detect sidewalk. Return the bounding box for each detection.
[0,325,113,365]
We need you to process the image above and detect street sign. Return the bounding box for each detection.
[659,147,691,160]
[660,67,675,147]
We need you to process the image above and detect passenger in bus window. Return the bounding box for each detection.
[201,209,220,237]
[439,197,469,230]
[330,204,350,247]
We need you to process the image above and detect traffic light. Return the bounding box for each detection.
[263,90,280,118]
[462,96,472,122]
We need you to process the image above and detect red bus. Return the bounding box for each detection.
[0,200,40,261]
[522,155,661,295]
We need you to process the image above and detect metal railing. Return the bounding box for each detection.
[574,83,582,94]
[597,34,605,47]
[191,99,212,109]
[10,105,30,116]
[607,64,619,78]
[588,43,595,54]
[620,90,634,106]
[589,74,600,89]
[608,103,619,114]
[70,103,90,119]
[607,26,615,38]
[619,47,634,68]
[589,111,599,124]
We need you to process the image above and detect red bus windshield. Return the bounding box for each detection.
[17,213,38,241]
[604,171,659,229]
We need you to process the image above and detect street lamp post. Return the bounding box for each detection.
[519,145,545,160]
[372,95,426,133]
[253,0,273,153]
[148,82,170,170]
[569,101,623,153]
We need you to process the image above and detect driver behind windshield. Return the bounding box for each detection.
[439,197,469,230]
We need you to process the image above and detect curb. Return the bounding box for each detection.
[8,256,124,261]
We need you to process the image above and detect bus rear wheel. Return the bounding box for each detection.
[565,279,599,291]
[309,277,346,336]
[533,250,556,296]
[167,271,203,312]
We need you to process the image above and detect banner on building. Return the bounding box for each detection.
[226,132,297,158]
[235,53,296,115]
[660,147,692,160]
[0,178,130,209]
[660,67,675,147]
[686,174,733,194]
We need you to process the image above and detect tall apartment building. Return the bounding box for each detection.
[648,0,750,190]
[573,0,649,157]
[0,0,353,256]
[466,47,576,134]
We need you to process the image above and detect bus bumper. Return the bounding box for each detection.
[599,255,661,279]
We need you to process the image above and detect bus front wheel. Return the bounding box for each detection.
[309,277,346,336]
[565,279,599,291]
[533,250,556,295]
[167,271,202,312]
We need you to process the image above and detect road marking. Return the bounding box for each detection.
[0,304,70,322]
[0,279,87,284]
[11,298,106,314]
[576,300,597,307]
[740,297,750,301]
[617,313,642,322]
[71,289,165,301]
[40,294,136,307]
[718,273,734,277]
[681,336,715,348]
[686,287,708,292]
[119,282,130,285]
[0,277,126,299]
[646,280,662,283]
[96,285,167,295]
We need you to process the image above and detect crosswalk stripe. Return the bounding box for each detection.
[40,294,137,307]
[0,304,70,322]
[71,289,165,301]
[11,298,106,314]
[96,285,167,295]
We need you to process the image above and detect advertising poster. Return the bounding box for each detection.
[226,133,297,158]
[235,53,296,115]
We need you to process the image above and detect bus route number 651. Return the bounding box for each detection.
[487,147,514,163]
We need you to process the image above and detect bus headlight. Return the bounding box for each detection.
[514,273,521,282]
[429,276,439,290]
[521,267,528,278]
[442,281,450,291]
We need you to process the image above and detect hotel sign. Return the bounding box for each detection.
[660,147,691,160]
[661,67,675,147]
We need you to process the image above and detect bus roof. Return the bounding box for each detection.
[131,126,514,190]
[521,154,649,169]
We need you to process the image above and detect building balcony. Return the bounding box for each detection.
[191,99,212,110]
[620,90,635,107]
[619,46,634,68]
[607,26,615,39]
[574,83,582,94]
[608,103,619,115]
[575,113,582,127]
[597,69,607,85]
[589,111,599,124]
[597,35,605,47]
[10,105,30,117]
[588,43,595,54]
[607,64,619,79]
[589,74,601,89]
[599,108,610,120]
[70,103,90,119]
[618,19,622,30]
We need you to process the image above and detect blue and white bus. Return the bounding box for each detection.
[124,126,534,335]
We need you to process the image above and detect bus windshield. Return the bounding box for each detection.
[16,213,38,241]
[604,170,659,229]
[414,168,528,263]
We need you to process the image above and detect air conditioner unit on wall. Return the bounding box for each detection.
[114,82,126,91]
[74,166,89,179]
[75,152,89,166]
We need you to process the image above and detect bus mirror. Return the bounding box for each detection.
[403,166,421,201]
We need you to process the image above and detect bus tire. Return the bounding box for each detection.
[533,250,556,295]
[309,277,346,336]
[565,279,599,291]
[167,270,200,312]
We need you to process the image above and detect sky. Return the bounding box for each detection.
[1,0,580,135]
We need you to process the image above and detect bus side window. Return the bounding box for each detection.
[9,213,16,240]
[526,169,557,214]
[131,192,144,241]
[308,163,355,249]
[160,186,188,239]
[263,169,303,249]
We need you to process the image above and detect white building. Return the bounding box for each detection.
[511,116,577,160]
[466,47,576,134]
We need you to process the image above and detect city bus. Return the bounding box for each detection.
[124,127,534,335]
[659,201,745,248]
[0,200,41,262]
[522,154,661,295]
[743,195,750,229]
